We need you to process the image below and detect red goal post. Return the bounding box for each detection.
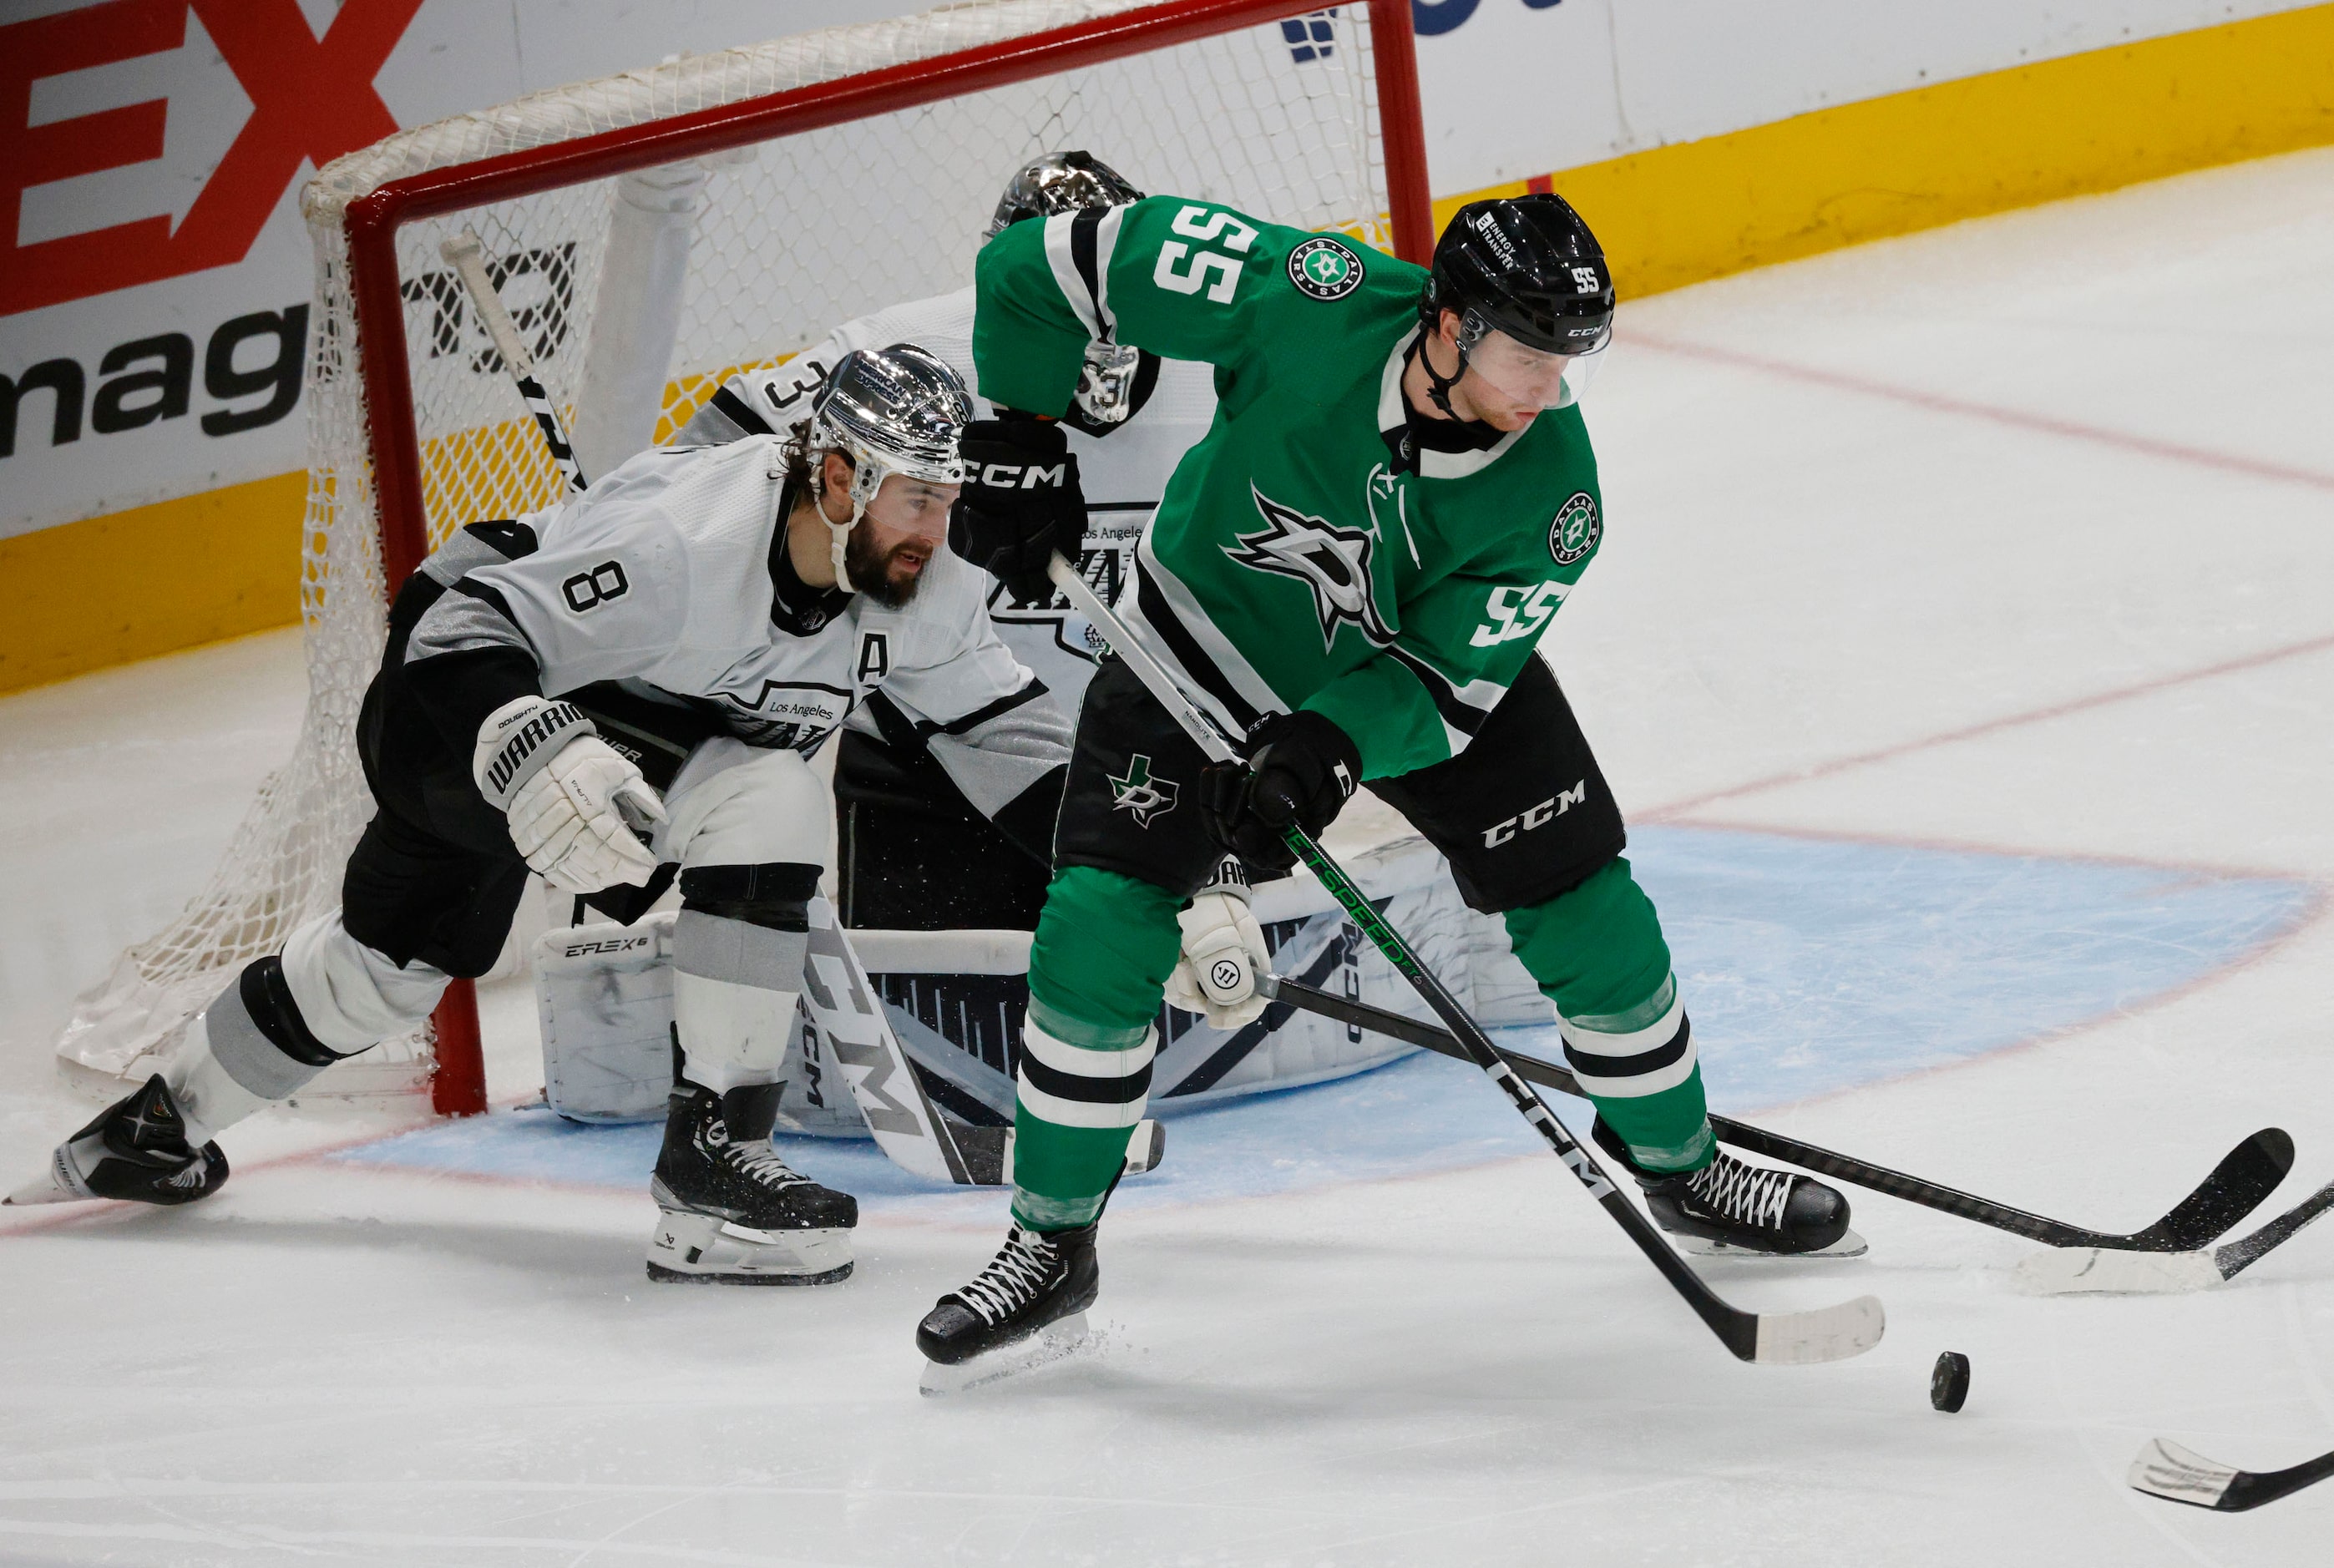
[379,0,1429,1115]
[57,0,1430,1120]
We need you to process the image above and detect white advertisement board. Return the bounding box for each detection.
[0,0,2311,543]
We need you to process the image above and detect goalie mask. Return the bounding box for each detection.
[805,343,972,592]
[985,149,1155,432]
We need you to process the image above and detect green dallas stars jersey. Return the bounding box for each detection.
[973,194,1605,780]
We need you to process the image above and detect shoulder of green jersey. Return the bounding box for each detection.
[1043,204,1131,344]
[1285,235,1368,301]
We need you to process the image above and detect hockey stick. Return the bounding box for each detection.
[2131,1436,2334,1511]
[1262,975,2293,1254]
[1047,555,1883,1365]
[800,903,1164,1188]
[441,230,588,493]
[2013,1174,2334,1295]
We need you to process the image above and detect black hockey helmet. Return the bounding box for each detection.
[983,149,1146,242]
[1415,193,1613,416]
[1425,193,1614,356]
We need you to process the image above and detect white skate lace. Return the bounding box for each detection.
[954,1229,1058,1326]
[1688,1156,1793,1231]
[723,1137,810,1190]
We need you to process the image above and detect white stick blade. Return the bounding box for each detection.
[1752,1293,1886,1364]
[2013,1247,2224,1296]
[2129,1439,2238,1506]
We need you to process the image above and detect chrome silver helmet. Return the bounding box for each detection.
[806,343,971,589]
[982,149,1144,242]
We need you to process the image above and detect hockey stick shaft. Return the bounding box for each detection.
[441,230,588,493]
[1264,974,2289,1252]
[1048,557,1880,1363]
[2213,1176,2334,1279]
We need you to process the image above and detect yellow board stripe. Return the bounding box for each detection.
[1440,2,2334,301]
[8,3,2331,694]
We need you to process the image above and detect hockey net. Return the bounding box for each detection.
[54,0,1428,1113]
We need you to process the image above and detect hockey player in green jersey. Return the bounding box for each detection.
[919,191,1856,1378]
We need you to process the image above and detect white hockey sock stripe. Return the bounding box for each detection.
[1015,1019,1155,1130]
[1560,985,1696,1099]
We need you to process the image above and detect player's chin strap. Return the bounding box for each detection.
[1414,288,1481,421]
[812,459,883,595]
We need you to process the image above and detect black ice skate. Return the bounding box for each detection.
[916,1222,1099,1394]
[646,1080,857,1284]
[1593,1118,1865,1258]
[5,1075,228,1207]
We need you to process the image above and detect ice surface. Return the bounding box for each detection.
[5,148,2334,1564]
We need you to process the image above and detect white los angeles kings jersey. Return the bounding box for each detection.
[403,434,1067,822]
[674,285,1218,710]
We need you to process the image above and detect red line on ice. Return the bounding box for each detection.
[1643,630,2334,822]
[1626,332,2334,493]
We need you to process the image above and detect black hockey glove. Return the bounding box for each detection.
[949,414,1083,604]
[1201,710,1362,873]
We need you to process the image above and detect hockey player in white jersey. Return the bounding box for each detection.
[677,152,1220,932]
[10,345,1071,1286]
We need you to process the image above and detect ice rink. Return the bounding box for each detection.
[4,147,2332,1565]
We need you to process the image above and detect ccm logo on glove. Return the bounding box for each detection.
[976,459,1072,489]
[949,415,1086,603]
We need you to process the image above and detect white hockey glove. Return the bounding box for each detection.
[473,696,666,894]
[1165,857,1272,1029]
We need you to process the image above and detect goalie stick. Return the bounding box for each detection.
[2130,1436,2334,1511]
[801,903,1163,1188]
[440,229,588,494]
[1046,555,1883,1367]
[1261,975,2294,1255]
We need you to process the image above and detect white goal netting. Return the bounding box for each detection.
[55,0,1395,1104]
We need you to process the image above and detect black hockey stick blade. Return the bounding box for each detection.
[2018,1174,2334,1293]
[2131,1437,2334,1511]
[1262,976,2292,1254]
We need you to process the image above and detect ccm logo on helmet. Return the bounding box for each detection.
[980,461,1071,489]
[1482,781,1587,847]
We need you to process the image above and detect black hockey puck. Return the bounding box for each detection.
[1930,1351,1971,1413]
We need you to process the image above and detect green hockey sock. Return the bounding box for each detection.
[1504,858,1714,1174]
[1010,867,1185,1231]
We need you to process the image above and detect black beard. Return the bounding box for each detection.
[844,521,923,608]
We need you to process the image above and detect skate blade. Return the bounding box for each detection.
[919,1312,1090,1397]
[4,1153,89,1206]
[646,1208,854,1285]
[2012,1245,2223,1296]
[1679,1227,1869,1259]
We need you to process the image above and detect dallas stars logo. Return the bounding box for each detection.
[1108,754,1179,827]
[1287,235,1364,301]
[1224,482,1395,652]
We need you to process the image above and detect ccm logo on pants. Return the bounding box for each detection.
[1482,781,1587,847]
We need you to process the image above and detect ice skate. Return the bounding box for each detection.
[1595,1119,1864,1258]
[6,1075,228,1208]
[646,1080,857,1284]
[917,1222,1098,1393]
